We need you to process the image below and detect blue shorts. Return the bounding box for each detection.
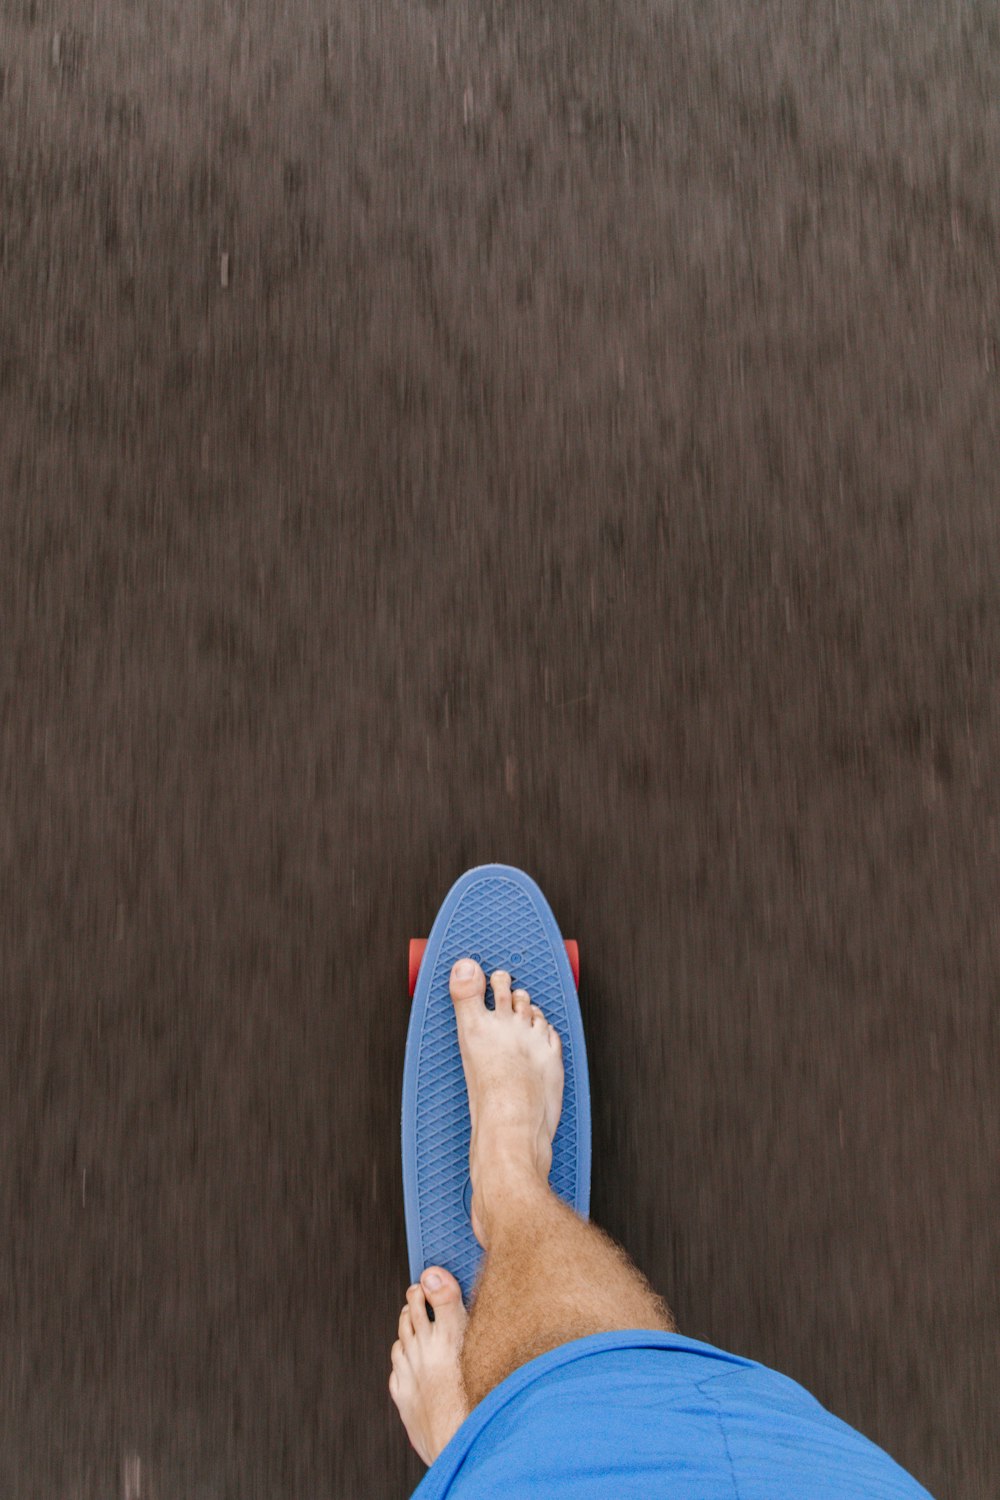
[411,1330,934,1499]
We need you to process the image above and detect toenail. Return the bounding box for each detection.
[423,1270,442,1289]
[454,960,475,979]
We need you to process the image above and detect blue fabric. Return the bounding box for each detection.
[411,1330,934,1499]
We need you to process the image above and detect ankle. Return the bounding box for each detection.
[475,1125,546,1185]
[474,1152,551,1241]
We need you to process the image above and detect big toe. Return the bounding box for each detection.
[420,1267,467,1330]
[449,958,486,1010]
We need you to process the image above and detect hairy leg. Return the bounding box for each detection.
[460,1165,675,1410]
[444,957,675,1412]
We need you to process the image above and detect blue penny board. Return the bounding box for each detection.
[402,864,592,1305]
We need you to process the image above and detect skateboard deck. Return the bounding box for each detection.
[402,863,591,1305]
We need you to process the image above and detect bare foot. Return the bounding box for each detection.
[389,1267,470,1465]
[449,958,564,1247]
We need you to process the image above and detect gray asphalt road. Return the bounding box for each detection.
[1,0,998,1496]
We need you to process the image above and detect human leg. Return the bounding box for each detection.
[450,960,675,1409]
[460,1158,675,1409]
[390,956,675,1459]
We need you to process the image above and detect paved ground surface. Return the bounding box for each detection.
[1,0,998,1496]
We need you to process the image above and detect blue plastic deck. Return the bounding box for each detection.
[402,864,592,1305]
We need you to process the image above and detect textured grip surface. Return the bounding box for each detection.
[402,865,591,1305]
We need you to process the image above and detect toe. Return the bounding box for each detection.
[530,1004,546,1027]
[491,970,513,1013]
[389,1341,414,1404]
[398,1305,415,1345]
[406,1282,430,1331]
[450,958,486,1012]
[420,1266,468,1333]
[512,988,531,1017]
